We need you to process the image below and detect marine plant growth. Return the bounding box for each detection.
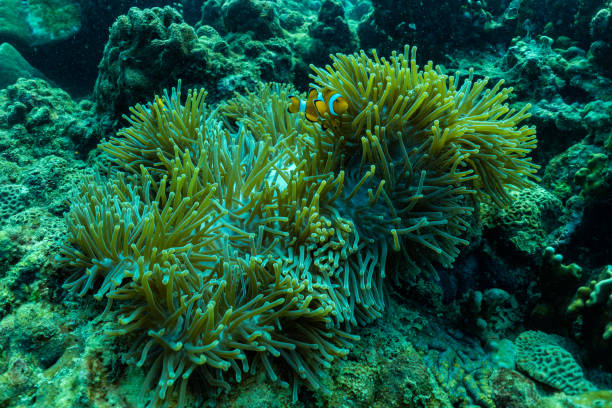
[56,45,538,407]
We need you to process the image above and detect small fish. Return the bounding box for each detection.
[154,95,166,112]
[148,95,166,121]
[288,88,348,129]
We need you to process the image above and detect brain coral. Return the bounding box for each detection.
[515,330,596,395]
[57,46,538,406]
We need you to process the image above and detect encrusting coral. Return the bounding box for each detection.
[56,45,538,407]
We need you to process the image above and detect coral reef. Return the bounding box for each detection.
[92,1,357,117]
[358,0,492,61]
[56,45,538,406]
[490,368,542,408]
[514,330,595,394]
[357,0,611,73]
[482,186,563,259]
[0,78,106,159]
[0,0,81,48]
[305,0,358,67]
[589,1,612,76]
[0,0,610,406]
[458,288,522,342]
[540,144,612,268]
[200,1,297,86]
[0,298,147,407]
[568,265,612,357]
[424,347,495,408]
[0,78,109,323]
[479,37,611,164]
[94,6,241,116]
[526,246,583,330]
[219,0,285,40]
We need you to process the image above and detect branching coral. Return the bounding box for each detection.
[57,46,538,407]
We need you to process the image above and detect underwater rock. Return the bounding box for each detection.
[200,0,298,85]
[584,100,612,145]
[444,36,610,167]
[0,43,45,89]
[0,303,69,405]
[0,206,68,318]
[573,152,612,202]
[496,38,612,165]
[0,0,81,47]
[221,0,284,40]
[540,143,612,268]
[201,0,318,39]
[542,143,604,202]
[491,368,542,408]
[307,0,358,66]
[200,0,366,91]
[589,3,612,76]
[323,302,502,408]
[0,303,66,369]
[358,0,503,61]
[529,98,588,164]
[504,38,590,101]
[459,288,522,342]
[513,0,583,40]
[0,78,105,160]
[253,38,295,83]
[566,263,612,376]
[0,301,145,407]
[0,358,36,406]
[358,0,606,65]
[0,78,99,320]
[94,6,240,116]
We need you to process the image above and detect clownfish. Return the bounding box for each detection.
[149,95,166,121]
[154,95,166,112]
[287,88,348,129]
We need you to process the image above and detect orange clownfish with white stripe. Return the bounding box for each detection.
[287,88,348,130]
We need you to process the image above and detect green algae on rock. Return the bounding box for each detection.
[0,78,105,323]
[0,78,106,159]
[0,43,45,89]
[0,0,81,47]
